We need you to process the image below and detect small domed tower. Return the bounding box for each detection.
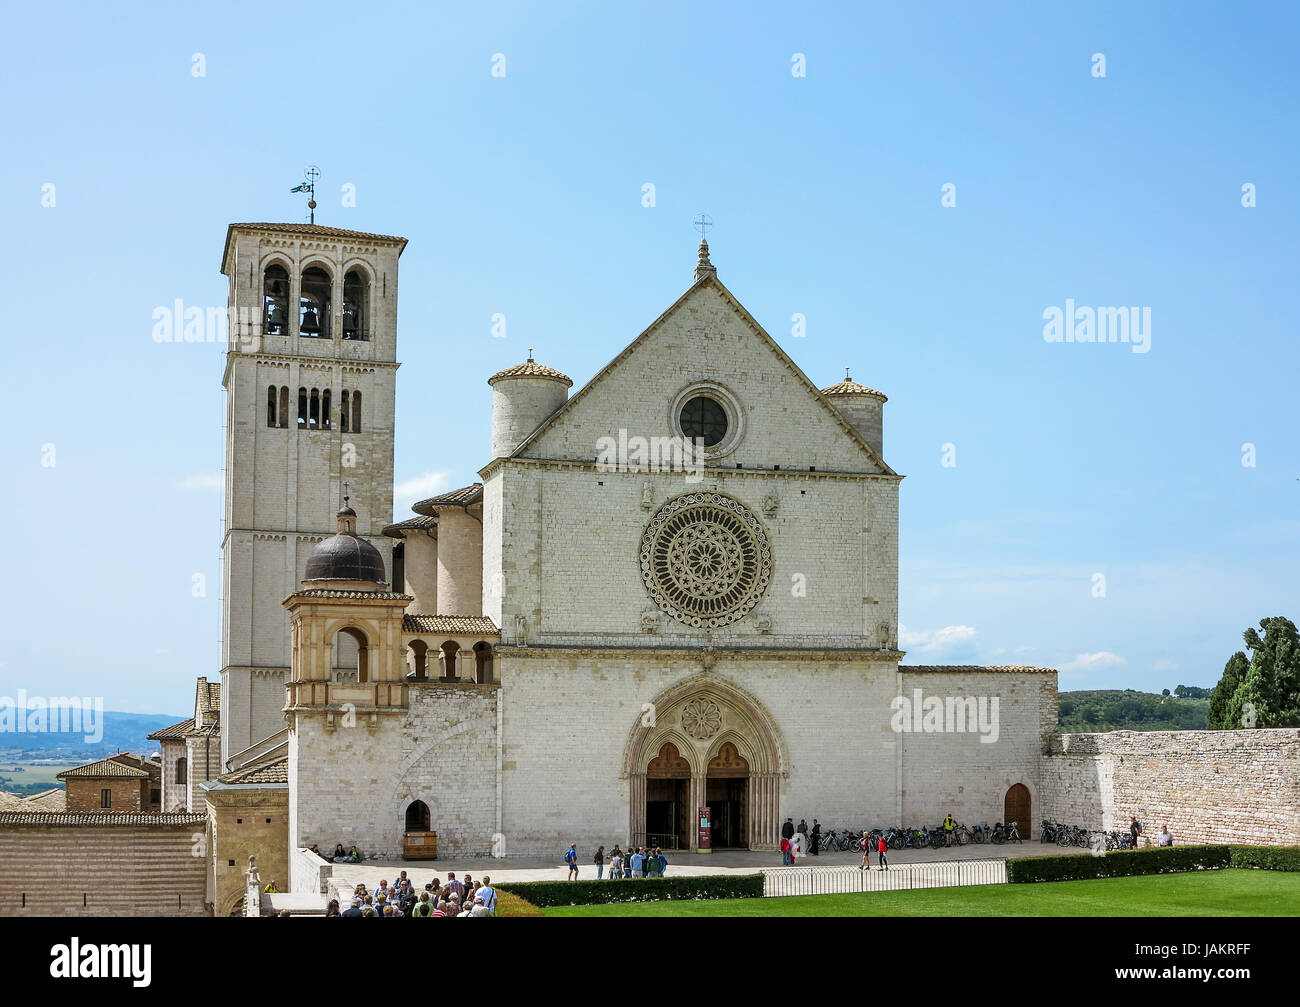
[821,370,888,458]
[302,504,388,590]
[488,351,572,459]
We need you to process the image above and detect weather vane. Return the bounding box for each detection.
[290,166,320,224]
[693,213,713,242]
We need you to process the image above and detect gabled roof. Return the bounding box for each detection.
[412,483,483,516]
[0,792,28,812]
[403,614,500,636]
[57,754,159,780]
[507,272,897,476]
[23,788,67,812]
[148,716,196,741]
[215,755,289,786]
[222,222,408,271]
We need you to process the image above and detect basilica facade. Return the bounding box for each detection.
[217,221,1057,867]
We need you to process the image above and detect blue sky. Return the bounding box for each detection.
[1,1,1296,714]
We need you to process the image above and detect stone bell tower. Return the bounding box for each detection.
[218,222,406,763]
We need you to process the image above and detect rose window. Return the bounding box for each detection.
[639,491,772,628]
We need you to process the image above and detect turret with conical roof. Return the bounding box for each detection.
[487,349,572,460]
[821,369,888,458]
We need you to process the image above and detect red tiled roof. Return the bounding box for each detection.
[403,615,499,636]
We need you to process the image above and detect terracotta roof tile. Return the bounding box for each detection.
[291,589,413,601]
[217,756,289,786]
[0,812,206,827]
[57,755,157,780]
[412,483,483,516]
[147,717,196,741]
[24,789,67,811]
[403,615,500,636]
[0,792,29,812]
[899,664,1057,674]
[820,377,887,401]
[487,360,573,387]
[382,514,438,539]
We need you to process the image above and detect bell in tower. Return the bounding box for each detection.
[263,263,290,335]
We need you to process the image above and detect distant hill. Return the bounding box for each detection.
[1058,689,1209,732]
[0,711,185,761]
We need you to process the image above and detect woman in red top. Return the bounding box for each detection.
[877,835,889,871]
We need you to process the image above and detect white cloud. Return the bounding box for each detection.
[393,470,454,513]
[899,623,976,653]
[176,473,222,492]
[1060,651,1126,674]
[1153,658,1179,672]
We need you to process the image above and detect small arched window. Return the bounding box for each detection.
[299,266,332,337]
[266,385,277,427]
[340,390,350,433]
[322,388,331,430]
[176,756,188,782]
[297,388,308,428]
[351,390,362,433]
[343,270,368,340]
[309,389,320,429]
[278,386,290,428]
[473,642,494,684]
[263,264,289,335]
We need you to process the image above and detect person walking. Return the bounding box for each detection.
[781,818,795,845]
[877,834,889,871]
[595,845,605,879]
[565,843,579,880]
[810,819,821,856]
[858,831,871,870]
[1129,817,1143,849]
[780,835,792,866]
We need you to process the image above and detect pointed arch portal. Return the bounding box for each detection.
[624,674,786,851]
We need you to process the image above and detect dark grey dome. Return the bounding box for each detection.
[304,507,386,583]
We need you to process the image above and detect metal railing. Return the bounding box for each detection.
[762,857,1007,897]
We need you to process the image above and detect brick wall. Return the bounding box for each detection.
[0,817,208,916]
[64,777,152,814]
[1039,728,1300,845]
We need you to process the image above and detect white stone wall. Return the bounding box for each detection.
[496,652,903,856]
[289,686,499,860]
[489,463,897,649]
[491,376,569,459]
[897,670,1058,835]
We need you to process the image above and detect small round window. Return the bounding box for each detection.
[679,396,728,447]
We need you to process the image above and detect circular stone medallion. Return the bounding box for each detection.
[639,491,772,628]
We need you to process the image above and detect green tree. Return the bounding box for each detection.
[1208,652,1247,729]
[1227,617,1300,729]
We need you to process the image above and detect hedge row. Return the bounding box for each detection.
[1229,845,1300,872]
[1007,845,1233,883]
[497,873,764,907]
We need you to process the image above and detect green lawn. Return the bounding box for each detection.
[542,869,1300,917]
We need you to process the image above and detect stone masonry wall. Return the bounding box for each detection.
[289,684,498,875]
[1039,728,1300,845]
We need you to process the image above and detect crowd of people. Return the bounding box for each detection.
[322,871,497,917]
[578,843,669,879]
